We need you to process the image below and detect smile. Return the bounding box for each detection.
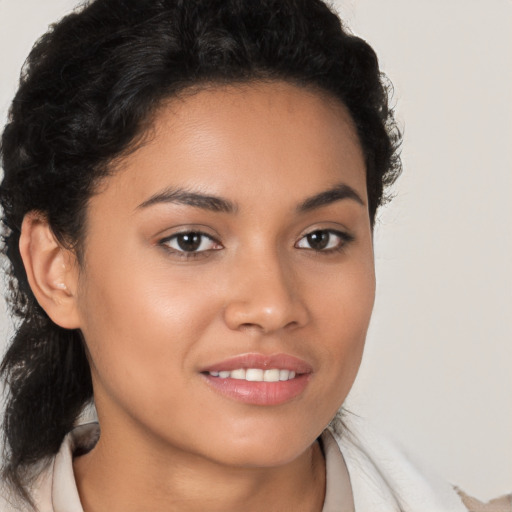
[201,353,312,405]
[208,369,297,381]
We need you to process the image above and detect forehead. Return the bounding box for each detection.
[97,81,367,213]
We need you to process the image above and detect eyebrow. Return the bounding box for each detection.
[137,182,364,214]
[297,183,365,212]
[137,187,237,213]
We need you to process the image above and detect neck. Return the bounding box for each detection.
[73,424,326,512]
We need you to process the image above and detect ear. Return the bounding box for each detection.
[19,212,81,329]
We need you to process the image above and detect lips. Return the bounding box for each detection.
[200,353,313,374]
[200,353,313,406]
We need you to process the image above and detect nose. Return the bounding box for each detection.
[223,251,310,334]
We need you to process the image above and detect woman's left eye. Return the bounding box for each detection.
[295,229,353,252]
[160,232,221,254]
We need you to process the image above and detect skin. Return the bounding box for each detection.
[23,81,375,511]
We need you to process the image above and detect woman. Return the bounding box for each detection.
[0,0,509,511]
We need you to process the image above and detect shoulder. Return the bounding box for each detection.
[457,489,512,512]
[0,422,99,512]
[328,414,511,512]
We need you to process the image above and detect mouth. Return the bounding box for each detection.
[200,353,312,406]
[206,368,297,382]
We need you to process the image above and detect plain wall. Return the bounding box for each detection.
[0,0,510,501]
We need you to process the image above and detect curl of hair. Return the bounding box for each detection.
[0,0,401,503]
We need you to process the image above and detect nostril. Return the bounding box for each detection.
[238,322,267,333]
[237,319,299,334]
[222,289,309,333]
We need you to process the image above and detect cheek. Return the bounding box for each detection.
[76,253,221,399]
[308,257,375,398]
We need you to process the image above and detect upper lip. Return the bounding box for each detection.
[200,353,313,374]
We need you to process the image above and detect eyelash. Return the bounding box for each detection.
[295,229,354,254]
[158,231,221,260]
[158,229,354,260]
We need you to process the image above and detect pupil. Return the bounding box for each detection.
[177,233,201,251]
[307,231,329,250]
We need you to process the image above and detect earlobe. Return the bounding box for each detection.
[19,212,81,329]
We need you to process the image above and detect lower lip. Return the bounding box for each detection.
[202,373,311,405]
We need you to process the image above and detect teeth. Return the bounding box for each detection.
[246,369,264,381]
[230,369,246,380]
[279,369,290,381]
[263,369,280,382]
[208,368,297,381]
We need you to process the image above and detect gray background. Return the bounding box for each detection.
[1,0,511,500]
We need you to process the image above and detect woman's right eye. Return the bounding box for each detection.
[159,232,222,255]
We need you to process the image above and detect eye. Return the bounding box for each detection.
[295,229,353,252]
[160,231,221,253]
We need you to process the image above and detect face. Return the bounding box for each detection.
[74,82,375,468]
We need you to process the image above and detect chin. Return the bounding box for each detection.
[197,428,317,469]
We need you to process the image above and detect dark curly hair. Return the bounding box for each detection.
[0,0,401,504]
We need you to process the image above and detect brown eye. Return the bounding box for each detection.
[176,233,202,252]
[161,232,220,253]
[295,229,353,252]
[306,231,330,250]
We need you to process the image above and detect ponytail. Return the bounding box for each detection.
[1,300,92,503]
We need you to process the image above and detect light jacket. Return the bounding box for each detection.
[1,414,510,511]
